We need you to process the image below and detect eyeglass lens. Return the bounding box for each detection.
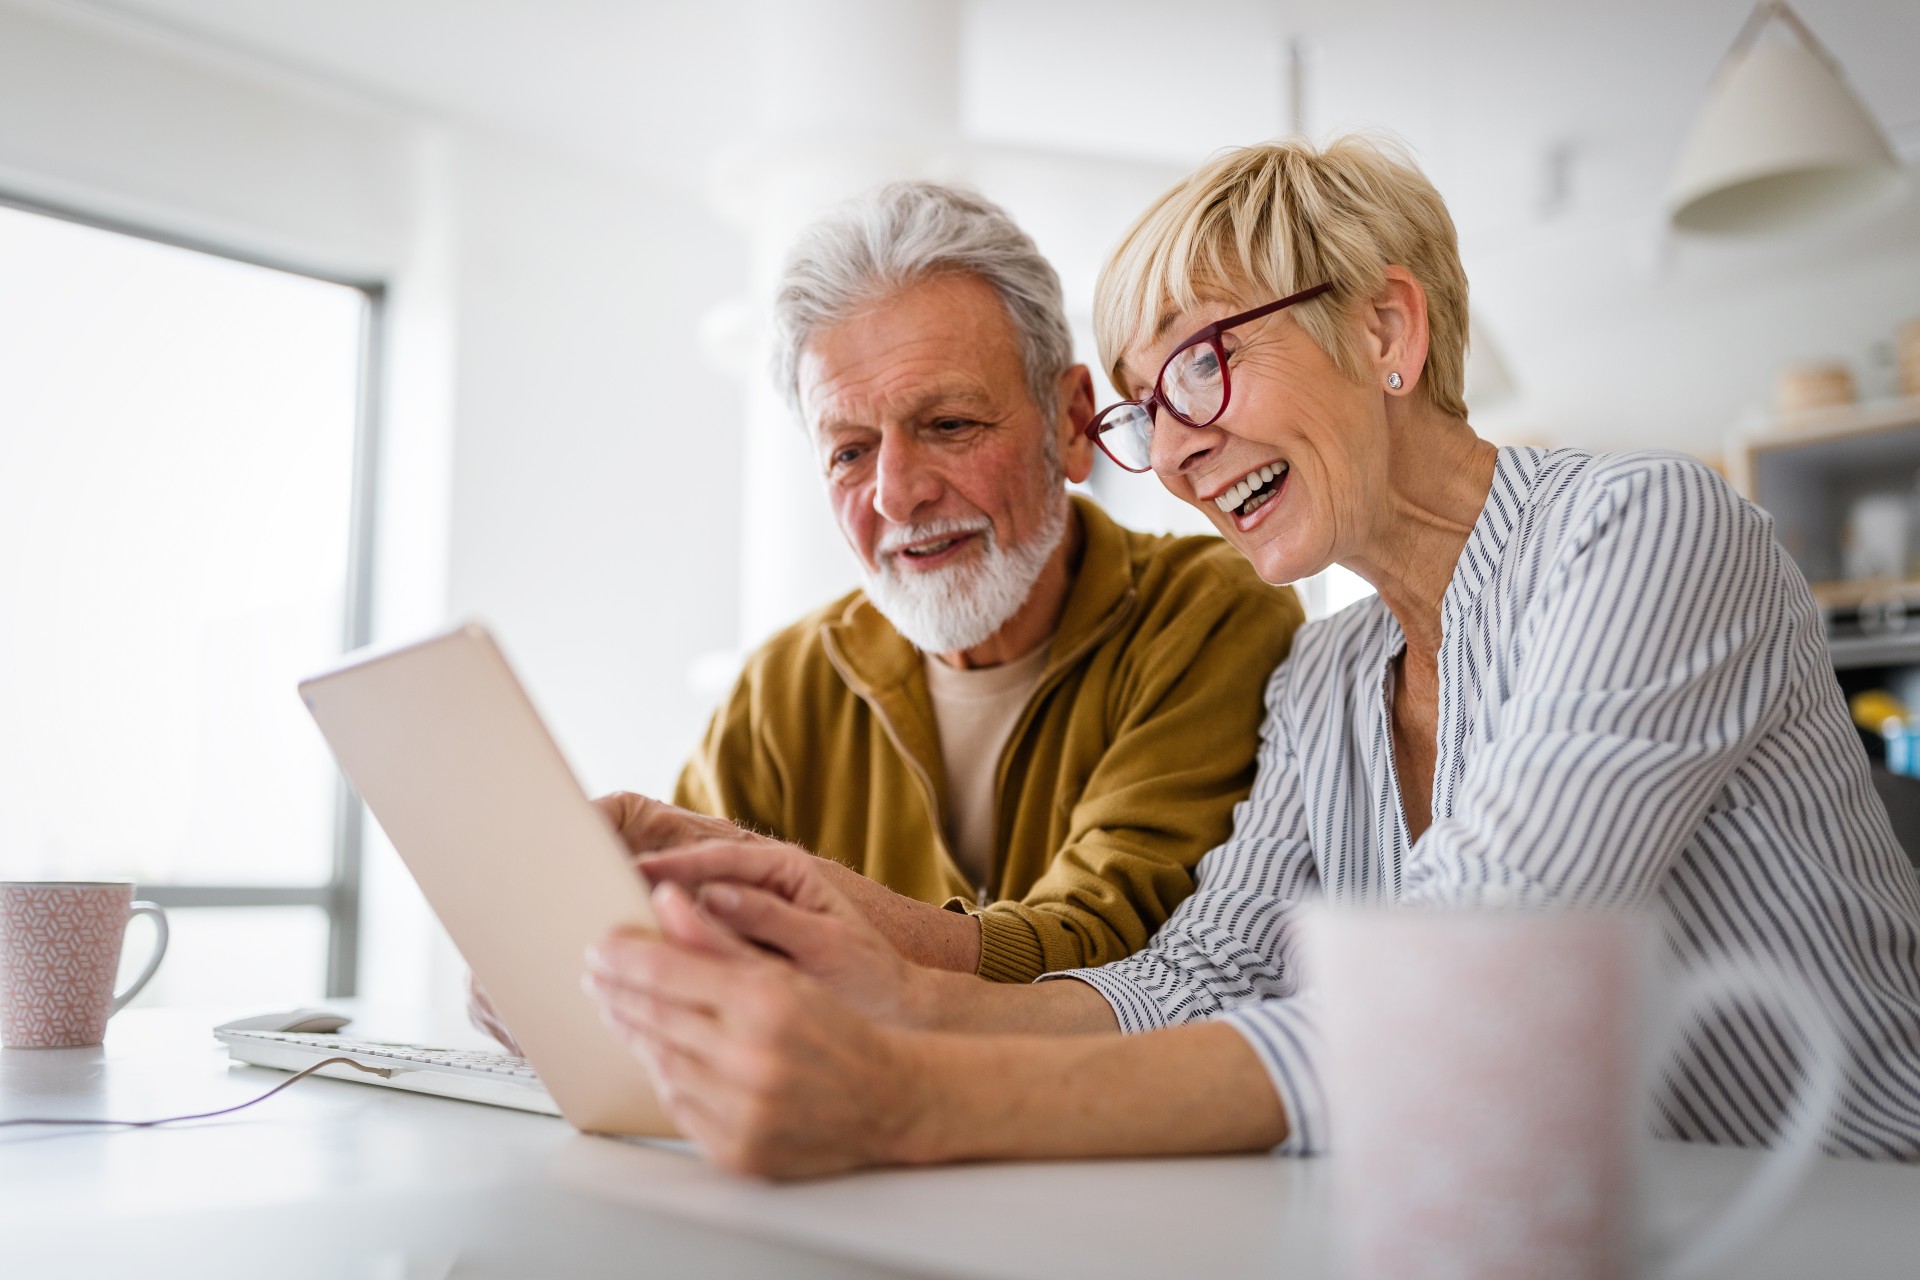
[1093,338,1228,471]
[1162,341,1225,426]
[1096,403,1156,471]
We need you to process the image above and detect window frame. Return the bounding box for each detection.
[0,189,385,998]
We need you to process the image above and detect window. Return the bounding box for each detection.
[0,198,377,1008]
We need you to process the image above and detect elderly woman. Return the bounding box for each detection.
[584,136,1920,1177]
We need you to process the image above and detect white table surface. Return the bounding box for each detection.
[5,1009,1919,1279]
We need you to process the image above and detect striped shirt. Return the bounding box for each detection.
[1058,447,1920,1160]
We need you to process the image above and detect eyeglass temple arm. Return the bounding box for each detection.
[1196,281,1336,339]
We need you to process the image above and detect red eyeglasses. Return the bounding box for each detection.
[1085,282,1333,472]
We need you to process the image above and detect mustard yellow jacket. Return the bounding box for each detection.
[674,496,1304,983]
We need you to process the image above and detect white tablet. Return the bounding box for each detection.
[299,622,672,1137]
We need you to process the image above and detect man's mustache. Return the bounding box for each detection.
[874,517,994,559]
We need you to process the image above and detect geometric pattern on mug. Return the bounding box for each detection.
[0,885,128,1048]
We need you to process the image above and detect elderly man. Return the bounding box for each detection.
[479,183,1297,1048]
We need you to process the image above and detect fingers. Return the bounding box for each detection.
[651,880,760,960]
[594,791,653,849]
[593,791,642,827]
[587,909,757,1017]
[639,1043,763,1176]
[594,790,691,853]
[696,882,841,964]
[587,968,723,1066]
[640,839,827,907]
[594,791,771,858]
[466,973,524,1055]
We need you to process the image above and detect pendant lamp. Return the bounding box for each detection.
[1668,2,1904,235]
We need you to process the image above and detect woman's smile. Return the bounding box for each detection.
[1230,463,1288,533]
[1201,455,1289,515]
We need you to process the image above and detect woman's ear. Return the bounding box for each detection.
[1365,266,1431,396]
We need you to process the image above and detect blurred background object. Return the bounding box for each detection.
[1668,2,1905,235]
[1899,316,1920,396]
[1776,359,1858,415]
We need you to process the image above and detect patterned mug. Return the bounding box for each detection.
[1316,907,1843,1280]
[0,881,169,1048]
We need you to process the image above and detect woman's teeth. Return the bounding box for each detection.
[1214,463,1288,517]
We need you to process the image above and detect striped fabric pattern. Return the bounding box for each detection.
[1056,447,1920,1160]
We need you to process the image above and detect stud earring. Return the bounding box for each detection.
[1386,372,1404,390]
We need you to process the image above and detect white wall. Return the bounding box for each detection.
[441,134,743,798]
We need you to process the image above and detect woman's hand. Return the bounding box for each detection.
[586,884,1286,1176]
[466,972,524,1056]
[638,840,938,1029]
[585,882,932,1179]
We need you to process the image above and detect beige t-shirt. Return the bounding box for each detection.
[922,642,1053,890]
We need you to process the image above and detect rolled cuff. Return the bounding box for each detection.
[1220,999,1327,1157]
[1037,962,1171,1035]
[975,907,1047,984]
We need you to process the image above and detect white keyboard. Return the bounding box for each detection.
[216,1029,561,1117]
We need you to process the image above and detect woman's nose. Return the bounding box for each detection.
[1149,408,1223,479]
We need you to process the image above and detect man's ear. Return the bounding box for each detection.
[1365,266,1431,396]
[1055,364,1097,484]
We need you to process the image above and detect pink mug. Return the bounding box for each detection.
[1315,907,1842,1280]
[0,881,169,1048]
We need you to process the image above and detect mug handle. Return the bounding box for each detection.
[1650,959,1846,1280]
[108,901,169,1016]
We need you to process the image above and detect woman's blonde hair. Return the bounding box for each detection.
[1094,135,1471,420]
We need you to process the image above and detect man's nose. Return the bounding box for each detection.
[871,435,942,524]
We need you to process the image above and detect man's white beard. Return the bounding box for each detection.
[861,494,1069,655]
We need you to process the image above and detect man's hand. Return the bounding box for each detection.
[594,791,787,858]
[639,839,937,1028]
[636,835,983,976]
[585,882,933,1179]
[590,791,980,980]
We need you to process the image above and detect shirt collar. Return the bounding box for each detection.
[1440,445,1543,626]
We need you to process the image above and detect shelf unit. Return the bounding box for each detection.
[1738,395,1920,586]
[1737,400,1920,866]
[1740,402,1920,814]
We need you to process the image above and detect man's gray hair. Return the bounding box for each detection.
[770,181,1075,423]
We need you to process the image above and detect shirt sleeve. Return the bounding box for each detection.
[1043,654,1331,1154]
[1404,456,1810,911]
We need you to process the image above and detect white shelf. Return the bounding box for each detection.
[1747,395,1920,454]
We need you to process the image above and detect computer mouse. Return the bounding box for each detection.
[214,1008,353,1035]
